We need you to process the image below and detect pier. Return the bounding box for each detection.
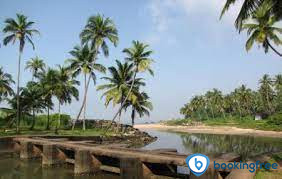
[12,137,244,178]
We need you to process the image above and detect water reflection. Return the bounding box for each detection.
[181,133,282,159]
[143,130,282,160]
[0,158,119,179]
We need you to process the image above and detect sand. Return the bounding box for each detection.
[135,123,282,138]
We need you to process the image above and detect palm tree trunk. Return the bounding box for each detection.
[106,68,138,131]
[72,74,91,130]
[131,108,135,126]
[83,73,87,131]
[73,47,99,131]
[266,39,282,57]
[210,103,215,119]
[46,107,50,130]
[16,50,22,133]
[30,108,35,130]
[58,101,61,129]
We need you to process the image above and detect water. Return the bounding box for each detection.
[143,130,282,159]
[0,130,281,178]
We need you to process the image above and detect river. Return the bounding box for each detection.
[0,130,281,178]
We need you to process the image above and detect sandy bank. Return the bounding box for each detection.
[135,123,282,138]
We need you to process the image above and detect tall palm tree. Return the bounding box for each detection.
[54,65,79,130]
[38,68,57,130]
[74,14,119,130]
[274,74,282,110]
[25,56,46,80]
[109,41,154,125]
[97,60,145,125]
[67,45,106,130]
[242,2,282,57]
[2,14,39,133]
[220,0,282,30]
[124,91,153,126]
[259,74,275,115]
[0,67,14,102]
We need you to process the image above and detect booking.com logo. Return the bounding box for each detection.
[186,153,279,177]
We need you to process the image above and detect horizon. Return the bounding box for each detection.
[1,0,282,124]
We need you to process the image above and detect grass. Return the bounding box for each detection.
[255,152,282,179]
[0,126,114,137]
[164,116,282,131]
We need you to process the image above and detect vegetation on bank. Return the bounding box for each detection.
[176,73,282,131]
[165,113,282,131]
[255,152,282,178]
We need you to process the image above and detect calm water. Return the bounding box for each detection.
[143,129,282,159]
[0,130,281,178]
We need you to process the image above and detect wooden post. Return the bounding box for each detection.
[42,144,66,166]
[120,157,144,179]
[20,141,41,159]
[74,149,101,175]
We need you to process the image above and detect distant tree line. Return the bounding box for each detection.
[180,74,282,120]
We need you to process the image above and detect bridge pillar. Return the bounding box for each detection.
[120,157,145,179]
[190,167,220,179]
[74,149,101,175]
[20,141,41,159]
[42,144,66,166]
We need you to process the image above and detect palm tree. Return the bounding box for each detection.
[124,91,153,126]
[67,45,106,130]
[220,0,282,30]
[38,68,57,130]
[74,14,119,130]
[259,74,275,115]
[109,41,154,125]
[242,2,282,57]
[274,74,282,110]
[54,65,79,130]
[21,81,46,130]
[97,60,145,125]
[25,56,46,80]
[0,67,14,102]
[2,14,39,133]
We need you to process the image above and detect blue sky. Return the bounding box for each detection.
[0,0,282,123]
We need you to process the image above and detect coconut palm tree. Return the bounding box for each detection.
[67,45,106,130]
[274,74,282,111]
[80,14,119,55]
[38,68,57,130]
[21,81,46,130]
[259,74,275,115]
[97,60,145,125]
[54,65,79,130]
[74,14,119,130]
[25,56,46,81]
[2,14,39,133]
[242,2,282,57]
[220,0,282,30]
[0,67,14,102]
[124,91,153,126]
[109,41,154,125]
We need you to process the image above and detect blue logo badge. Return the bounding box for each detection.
[186,153,210,177]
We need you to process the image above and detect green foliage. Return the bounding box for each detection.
[165,118,192,126]
[34,114,71,129]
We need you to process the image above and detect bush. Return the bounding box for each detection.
[35,113,71,129]
[267,112,282,126]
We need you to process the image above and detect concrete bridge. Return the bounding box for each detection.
[11,136,251,179]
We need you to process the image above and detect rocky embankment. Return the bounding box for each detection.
[74,120,157,147]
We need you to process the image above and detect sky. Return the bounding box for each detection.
[0,0,282,124]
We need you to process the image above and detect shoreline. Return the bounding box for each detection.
[135,123,282,138]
